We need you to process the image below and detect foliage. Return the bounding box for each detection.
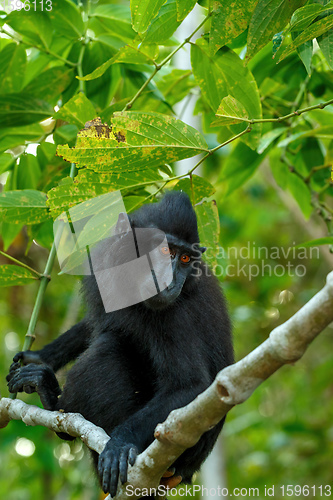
[0,0,332,498]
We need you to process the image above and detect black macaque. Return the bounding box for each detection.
[7,191,233,498]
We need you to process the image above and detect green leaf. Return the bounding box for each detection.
[23,67,74,103]
[219,142,263,195]
[191,40,262,148]
[78,44,157,81]
[195,201,220,271]
[47,168,165,218]
[131,0,166,32]
[295,237,333,247]
[1,222,24,251]
[0,190,50,224]
[0,124,44,154]
[0,94,52,128]
[144,0,181,43]
[6,10,53,49]
[56,113,208,173]
[54,94,97,128]
[16,154,41,190]
[174,175,216,203]
[246,0,307,62]
[278,125,333,147]
[213,95,249,125]
[0,265,39,287]
[0,153,15,175]
[90,4,135,42]
[293,33,313,76]
[288,174,312,219]
[0,44,26,94]
[269,148,289,189]
[317,14,333,70]
[54,124,79,146]
[176,0,197,21]
[279,13,333,62]
[48,0,84,39]
[290,2,333,32]
[210,0,258,55]
[257,127,286,154]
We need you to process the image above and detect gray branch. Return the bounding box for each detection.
[1,271,333,499]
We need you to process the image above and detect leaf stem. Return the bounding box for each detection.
[217,98,333,125]
[0,250,42,278]
[188,126,252,175]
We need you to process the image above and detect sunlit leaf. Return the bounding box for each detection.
[213,95,248,126]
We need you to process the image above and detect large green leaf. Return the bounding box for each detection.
[0,190,49,224]
[54,94,97,128]
[56,113,208,172]
[210,0,258,55]
[0,44,26,94]
[131,0,166,32]
[246,0,306,62]
[191,40,262,148]
[47,168,165,218]
[0,265,39,287]
[0,94,53,128]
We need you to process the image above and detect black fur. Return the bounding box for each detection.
[7,191,233,497]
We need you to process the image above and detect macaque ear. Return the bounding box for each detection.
[200,246,207,254]
[115,212,131,235]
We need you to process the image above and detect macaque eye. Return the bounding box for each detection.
[160,246,170,256]
[180,254,191,264]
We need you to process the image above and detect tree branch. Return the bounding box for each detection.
[1,271,333,499]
